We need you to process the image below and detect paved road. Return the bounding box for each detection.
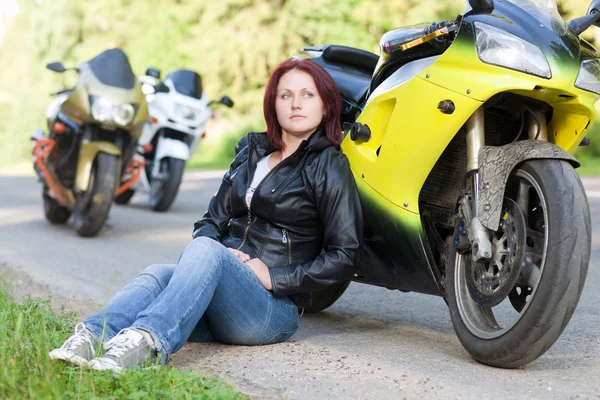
[1,171,599,399]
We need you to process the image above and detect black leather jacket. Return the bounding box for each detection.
[192,129,363,307]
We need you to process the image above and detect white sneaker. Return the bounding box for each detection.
[49,323,99,367]
[88,328,157,372]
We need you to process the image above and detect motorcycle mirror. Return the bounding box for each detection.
[220,95,234,108]
[46,62,67,73]
[569,13,600,35]
[468,0,494,13]
[154,81,170,93]
[145,67,161,79]
[587,0,600,27]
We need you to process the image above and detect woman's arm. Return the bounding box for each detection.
[268,150,363,295]
[192,146,248,241]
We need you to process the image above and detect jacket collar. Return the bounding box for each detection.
[245,127,331,185]
[248,126,332,159]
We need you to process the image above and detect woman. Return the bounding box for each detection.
[49,57,363,371]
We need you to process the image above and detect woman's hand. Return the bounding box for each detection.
[228,248,272,290]
[227,248,250,262]
[245,258,273,291]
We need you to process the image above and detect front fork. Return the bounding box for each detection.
[456,106,549,261]
[459,107,493,261]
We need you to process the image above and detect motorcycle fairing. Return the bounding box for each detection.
[342,77,476,294]
[342,77,483,215]
[59,53,148,136]
[354,177,442,296]
[341,0,599,293]
[45,93,70,122]
[424,2,599,153]
[366,56,441,105]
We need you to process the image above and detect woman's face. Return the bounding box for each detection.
[275,69,325,141]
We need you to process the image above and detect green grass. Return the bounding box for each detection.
[0,282,245,400]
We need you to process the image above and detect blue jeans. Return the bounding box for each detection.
[84,237,300,364]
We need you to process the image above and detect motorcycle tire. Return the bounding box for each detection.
[150,157,185,212]
[304,280,351,313]
[42,192,71,224]
[72,152,119,237]
[446,160,590,368]
[114,189,135,205]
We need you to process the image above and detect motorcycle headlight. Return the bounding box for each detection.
[89,96,137,125]
[90,97,114,122]
[114,103,136,126]
[174,104,197,120]
[474,22,551,79]
[575,59,600,95]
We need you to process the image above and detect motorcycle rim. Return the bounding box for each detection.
[454,169,549,339]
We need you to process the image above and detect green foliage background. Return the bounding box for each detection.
[0,0,598,170]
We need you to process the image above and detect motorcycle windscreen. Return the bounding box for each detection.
[507,0,567,34]
[465,0,567,35]
[165,69,203,99]
[86,48,137,90]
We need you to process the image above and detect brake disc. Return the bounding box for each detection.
[465,198,526,307]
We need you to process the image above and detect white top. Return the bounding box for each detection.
[245,154,272,208]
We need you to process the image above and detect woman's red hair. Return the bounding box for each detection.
[263,58,342,150]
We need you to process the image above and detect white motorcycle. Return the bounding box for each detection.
[115,67,234,211]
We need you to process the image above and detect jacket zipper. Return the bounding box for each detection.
[246,141,310,214]
[241,135,308,255]
[282,229,292,264]
[237,215,257,250]
[241,151,296,252]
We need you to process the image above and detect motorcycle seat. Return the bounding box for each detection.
[303,45,378,106]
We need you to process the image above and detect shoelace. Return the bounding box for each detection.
[103,329,141,358]
[61,322,94,352]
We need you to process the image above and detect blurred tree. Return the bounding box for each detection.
[1,0,464,166]
[1,0,599,167]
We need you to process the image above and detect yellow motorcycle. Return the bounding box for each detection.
[32,48,148,237]
[299,0,598,368]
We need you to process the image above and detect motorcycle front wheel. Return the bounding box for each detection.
[446,160,591,368]
[72,152,119,237]
[149,157,185,212]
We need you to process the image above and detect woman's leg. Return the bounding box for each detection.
[129,237,238,362]
[50,263,175,366]
[84,263,175,341]
[130,237,299,363]
[199,256,299,347]
[187,315,216,343]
